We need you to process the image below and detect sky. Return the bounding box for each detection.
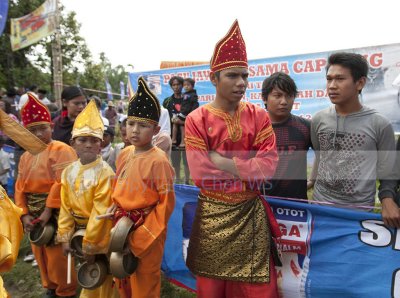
[64,0,400,73]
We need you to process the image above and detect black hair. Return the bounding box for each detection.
[6,88,16,97]
[168,76,184,87]
[38,89,47,95]
[261,72,298,99]
[0,99,12,114]
[104,126,115,137]
[0,135,5,145]
[326,52,369,83]
[183,78,195,87]
[89,95,102,109]
[28,85,38,92]
[61,86,86,101]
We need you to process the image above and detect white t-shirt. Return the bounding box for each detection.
[0,149,11,185]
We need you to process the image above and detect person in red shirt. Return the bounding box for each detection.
[185,20,280,298]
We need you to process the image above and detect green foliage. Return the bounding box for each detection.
[0,0,48,88]
[0,1,128,100]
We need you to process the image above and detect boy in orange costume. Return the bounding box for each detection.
[184,20,281,297]
[15,93,78,297]
[109,77,175,298]
[0,108,47,297]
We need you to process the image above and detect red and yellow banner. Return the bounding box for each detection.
[10,0,56,51]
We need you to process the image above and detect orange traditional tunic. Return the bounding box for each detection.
[14,140,78,297]
[15,141,77,213]
[184,101,280,284]
[112,145,175,298]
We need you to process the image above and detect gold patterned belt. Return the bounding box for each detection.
[26,193,48,218]
[200,189,258,203]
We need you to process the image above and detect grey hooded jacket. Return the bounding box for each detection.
[311,105,396,209]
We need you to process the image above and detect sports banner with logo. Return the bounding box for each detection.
[162,184,400,297]
[129,43,400,132]
[10,0,56,51]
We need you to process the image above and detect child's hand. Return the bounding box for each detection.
[107,203,117,214]
[96,203,117,220]
[62,242,73,256]
[21,214,35,232]
[38,207,53,227]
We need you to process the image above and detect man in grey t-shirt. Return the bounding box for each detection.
[310,52,400,228]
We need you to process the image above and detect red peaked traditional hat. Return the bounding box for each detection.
[21,92,51,127]
[210,19,248,72]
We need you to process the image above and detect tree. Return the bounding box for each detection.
[0,0,48,89]
[0,0,128,100]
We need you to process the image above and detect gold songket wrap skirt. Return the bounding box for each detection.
[186,191,272,283]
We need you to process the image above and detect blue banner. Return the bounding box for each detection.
[119,81,125,100]
[162,184,400,297]
[0,0,8,36]
[130,43,400,132]
[105,78,113,100]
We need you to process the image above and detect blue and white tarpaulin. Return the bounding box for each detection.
[162,185,400,298]
[130,43,400,132]
[0,0,8,36]
[105,78,113,100]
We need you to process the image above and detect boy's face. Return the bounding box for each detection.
[101,133,113,148]
[71,136,101,164]
[264,87,294,121]
[326,64,365,106]
[126,119,160,149]
[120,125,130,147]
[170,79,183,96]
[211,67,248,105]
[27,124,52,144]
[183,81,193,92]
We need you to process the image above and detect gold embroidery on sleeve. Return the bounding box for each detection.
[253,125,274,146]
[185,135,207,151]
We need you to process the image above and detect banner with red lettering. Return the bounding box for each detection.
[162,184,400,298]
[10,0,56,51]
[129,43,400,132]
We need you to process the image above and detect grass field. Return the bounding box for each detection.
[1,236,195,298]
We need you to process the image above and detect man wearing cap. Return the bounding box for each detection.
[184,20,280,297]
[104,101,117,128]
[15,93,78,297]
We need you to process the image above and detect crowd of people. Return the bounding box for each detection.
[0,19,400,298]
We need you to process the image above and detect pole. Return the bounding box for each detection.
[51,0,63,108]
